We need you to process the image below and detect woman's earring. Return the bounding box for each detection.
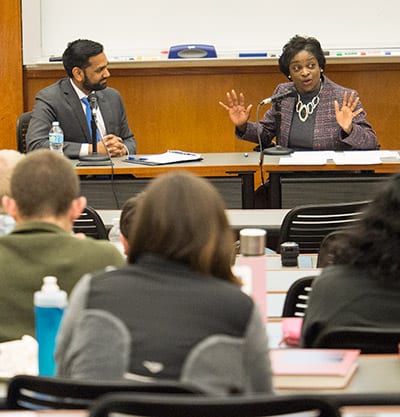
[288,75,292,79]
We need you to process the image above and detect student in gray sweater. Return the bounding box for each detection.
[56,171,272,394]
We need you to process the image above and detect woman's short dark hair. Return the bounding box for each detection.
[278,35,326,78]
[62,39,104,78]
[127,171,239,284]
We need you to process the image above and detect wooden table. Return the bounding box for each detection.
[261,151,400,208]
[98,208,290,236]
[74,152,261,209]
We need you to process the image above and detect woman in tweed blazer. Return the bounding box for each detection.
[220,35,378,151]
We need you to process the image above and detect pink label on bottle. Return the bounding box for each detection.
[235,256,267,322]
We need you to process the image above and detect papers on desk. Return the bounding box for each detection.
[125,150,202,166]
[332,151,382,165]
[271,348,360,389]
[0,335,38,379]
[279,151,333,165]
[279,150,400,165]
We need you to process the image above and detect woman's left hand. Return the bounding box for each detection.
[334,91,363,135]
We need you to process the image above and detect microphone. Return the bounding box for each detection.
[77,92,112,166]
[89,92,113,162]
[88,93,99,154]
[259,87,296,105]
[89,92,98,115]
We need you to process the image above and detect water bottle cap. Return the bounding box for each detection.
[52,121,60,126]
[41,276,60,292]
[239,228,266,256]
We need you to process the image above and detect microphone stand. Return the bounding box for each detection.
[255,97,293,208]
[263,99,293,156]
[78,99,112,166]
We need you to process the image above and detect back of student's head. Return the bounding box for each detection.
[327,173,400,284]
[10,149,80,219]
[128,171,237,283]
[0,150,24,212]
[119,192,145,240]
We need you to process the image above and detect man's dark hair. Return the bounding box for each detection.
[62,39,104,78]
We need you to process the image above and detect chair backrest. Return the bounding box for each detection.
[281,276,316,317]
[317,229,351,268]
[73,206,108,239]
[6,374,204,410]
[89,392,341,417]
[16,111,32,153]
[313,326,400,354]
[277,200,371,253]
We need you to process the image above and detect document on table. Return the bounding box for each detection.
[279,150,400,166]
[0,335,38,379]
[332,151,382,165]
[279,151,335,165]
[125,150,202,166]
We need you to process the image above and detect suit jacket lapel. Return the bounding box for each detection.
[280,95,296,147]
[61,79,92,143]
[96,90,112,134]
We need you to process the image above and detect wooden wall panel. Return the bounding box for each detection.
[0,0,23,150]
[23,59,400,154]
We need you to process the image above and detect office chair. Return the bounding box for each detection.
[316,229,351,267]
[6,374,204,410]
[89,392,341,417]
[277,200,371,253]
[323,392,400,409]
[313,326,400,354]
[281,276,316,317]
[73,206,108,239]
[16,111,32,153]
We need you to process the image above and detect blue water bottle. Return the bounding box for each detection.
[34,276,67,376]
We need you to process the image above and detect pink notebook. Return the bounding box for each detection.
[270,348,360,389]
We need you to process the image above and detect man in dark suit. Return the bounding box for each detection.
[26,39,136,159]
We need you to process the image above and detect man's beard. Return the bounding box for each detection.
[82,74,107,92]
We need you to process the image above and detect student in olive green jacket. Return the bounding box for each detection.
[0,149,125,342]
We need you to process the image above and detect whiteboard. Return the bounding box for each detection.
[22,0,400,64]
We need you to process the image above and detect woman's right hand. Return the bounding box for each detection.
[219,89,253,132]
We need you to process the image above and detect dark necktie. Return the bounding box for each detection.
[81,97,100,142]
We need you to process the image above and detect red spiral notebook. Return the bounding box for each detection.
[270,348,360,389]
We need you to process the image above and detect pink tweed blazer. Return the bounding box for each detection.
[240,76,379,150]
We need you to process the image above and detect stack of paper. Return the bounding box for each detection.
[279,150,399,166]
[332,151,382,165]
[279,151,334,165]
[0,335,38,379]
[271,348,360,389]
[125,150,202,166]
